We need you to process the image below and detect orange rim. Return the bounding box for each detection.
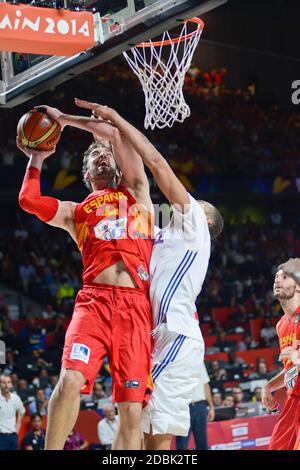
[136,17,204,48]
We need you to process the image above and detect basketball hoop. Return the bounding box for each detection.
[123,17,204,130]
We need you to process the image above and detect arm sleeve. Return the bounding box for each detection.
[171,195,210,244]
[19,167,59,222]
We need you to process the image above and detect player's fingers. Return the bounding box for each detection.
[16,137,26,152]
[34,105,48,113]
[75,98,97,110]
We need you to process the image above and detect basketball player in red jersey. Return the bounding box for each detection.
[17,109,153,450]
[261,258,300,450]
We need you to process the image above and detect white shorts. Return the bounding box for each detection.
[142,323,204,436]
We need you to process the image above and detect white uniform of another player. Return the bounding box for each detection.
[142,194,211,436]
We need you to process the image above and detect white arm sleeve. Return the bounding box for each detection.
[171,195,210,245]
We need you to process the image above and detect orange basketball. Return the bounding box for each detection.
[17,109,61,151]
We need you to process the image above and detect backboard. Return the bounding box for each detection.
[0,0,227,107]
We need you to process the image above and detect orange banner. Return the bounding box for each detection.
[0,4,95,56]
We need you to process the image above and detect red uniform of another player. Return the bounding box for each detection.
[62,185,153,402]
[269,306,300,450]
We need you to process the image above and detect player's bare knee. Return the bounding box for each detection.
[119,403,142,429]
[56,370,85,401]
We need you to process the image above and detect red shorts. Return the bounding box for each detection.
[269,394,300,450]
[62,284,152,403]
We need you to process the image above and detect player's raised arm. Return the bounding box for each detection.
[74,99,189,212]
[40,105,151,209]
[17,140,76,240]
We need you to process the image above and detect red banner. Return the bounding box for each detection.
[207,414,278,450]
[0,4,95,56]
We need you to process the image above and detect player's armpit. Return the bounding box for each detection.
[47,200,77,239]
[148,155,190,211]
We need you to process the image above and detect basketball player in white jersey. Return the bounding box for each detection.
[59,99,224,450]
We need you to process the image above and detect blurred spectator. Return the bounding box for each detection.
[28,388,48,416]
[2,350,18,375]
[226,351,246,368]
[81,382,111,410]
[248,361,270,380]
[97,404,119,450]
[41,304,57,319]
[64,430,89,450]
[223,395,234,407]
[251,387,262,402]
[210,360,228,381]
[214,330,236,352]
[260,319,277,347]
[232,386,245,409]
[10,373,19,391]
[17,379,32,403]
[19,258,37,294]
[56,276,75,306]
[33,368,50,389]
[238,332,259,351]
[23,413,45,450]
[20,318,45,352]
[44,375,59,400]
[212,391,223,407]
[0,374,25,450]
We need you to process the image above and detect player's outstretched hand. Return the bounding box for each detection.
[34,105,66,130]
[16,137,56,160]
[75,98,116,123]
[279,346,300,365]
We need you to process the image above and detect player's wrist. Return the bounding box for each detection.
[58,113,69,128]
[27,155,43,169]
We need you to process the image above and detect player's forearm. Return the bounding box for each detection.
[61,114,117,141]
[109,112,162,170]
[266,369,286,392]
[26,154,44,171]
[19,166,59,221]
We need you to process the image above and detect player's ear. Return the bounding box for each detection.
[84,169,91,188]
[116,168,122,184]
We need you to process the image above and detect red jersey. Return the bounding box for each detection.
[74,185,153,291]
[277,306,300,397]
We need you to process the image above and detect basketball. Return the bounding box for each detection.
[17,109,61,151]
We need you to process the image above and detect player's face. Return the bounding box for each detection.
[273,269,297,300]
[87,143,118,180]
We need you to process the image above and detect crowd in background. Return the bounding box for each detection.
[0,60,299,182]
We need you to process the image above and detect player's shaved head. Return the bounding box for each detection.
[199,200,224,240]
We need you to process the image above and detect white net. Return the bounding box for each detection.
[123,18,204,130]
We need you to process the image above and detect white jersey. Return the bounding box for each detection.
[150,194,211,341]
